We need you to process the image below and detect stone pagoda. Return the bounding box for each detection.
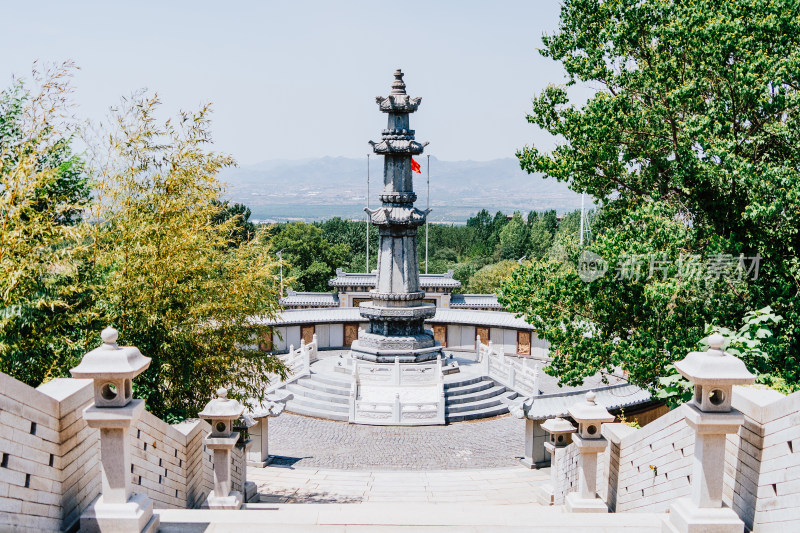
[351,69,442,364]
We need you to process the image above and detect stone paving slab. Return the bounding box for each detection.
[249,466,549,504]
[157,503,664,532]
[268,413,526,470]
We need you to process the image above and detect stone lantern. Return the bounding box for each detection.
[663,333,755,533]
[198,387,245,510]
[70,326,158,533]
[538,417,576,505]
[565,391,615,513]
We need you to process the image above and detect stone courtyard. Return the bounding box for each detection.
[267,413,525,470]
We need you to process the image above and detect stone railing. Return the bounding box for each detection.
[349,357,446,425]
[477,336,540,397]
[265,334,318,394]
[0,371,249,531]
[548,385,800,531]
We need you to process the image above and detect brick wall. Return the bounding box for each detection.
[0,372,242,531]
[723,387,800,532]
[552,443,580,505]
[601,386,800,532]
[603,406,694,513]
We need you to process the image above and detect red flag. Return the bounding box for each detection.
[412,158,421,173]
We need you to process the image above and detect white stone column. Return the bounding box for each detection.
[565,391,614,513]
[663,333,754,533]
[198,388,245,510]
[246,415,271,467]
[537,416,575,505]
[566,435,609,512]
[70,327,158,533]
[520,419,548,469]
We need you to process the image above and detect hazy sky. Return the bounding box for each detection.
[1,1,580,165]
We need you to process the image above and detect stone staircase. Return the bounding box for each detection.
[444,376,518,422]
[281,369,517,424]
[284,372,352,422]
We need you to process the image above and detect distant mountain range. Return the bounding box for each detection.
[220,157,583,223]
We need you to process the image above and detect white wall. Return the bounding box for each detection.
[286,326,301,351]
[273,326,287,352]
[329,324,344,347]
[315,324,330,348]
[504,329,517,353]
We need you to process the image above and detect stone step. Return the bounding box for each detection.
[443,375,484,390]
[294,376,351,396]
[446,384,508,405]
[444,379,497,397]
[446,403,509,422]
[445,395,505,414]
[157,504,665,532]
[307,372,353,389]
[284,402,350,422]
[287,395,350,414]
[286,383,351,405]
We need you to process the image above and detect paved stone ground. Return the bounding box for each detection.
[249,466,550,504]
[267,413,526,470]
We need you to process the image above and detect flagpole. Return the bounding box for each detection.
[579,192,585,246]
[366,153,370,273]
[426,154,430,275]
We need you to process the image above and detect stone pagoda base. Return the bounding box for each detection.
[350,339,443,363]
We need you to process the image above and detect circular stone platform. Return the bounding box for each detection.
[267,412,526,470]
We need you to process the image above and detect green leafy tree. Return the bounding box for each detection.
[468,260,520,294]
[499,212,530,260]
[266,222,349,292]
[528,219,554,259]
[506,0,800,392]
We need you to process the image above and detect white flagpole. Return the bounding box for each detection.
[426,154,430,274]
[366,153,370,272]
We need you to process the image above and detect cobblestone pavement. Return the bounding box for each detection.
[249,466,551,504]
[267,413,527,471]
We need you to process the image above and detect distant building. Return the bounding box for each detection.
[280,268,502,311]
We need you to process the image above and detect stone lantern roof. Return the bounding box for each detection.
[199,388,245,421]
[70,326,150,380]
[675,333,755,386]
[541,416,576,435]
[568,391,615,425]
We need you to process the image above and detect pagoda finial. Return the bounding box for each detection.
[391,69,406,95]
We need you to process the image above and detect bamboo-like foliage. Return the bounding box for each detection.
[88,94,285,419]
[0,62,95,384]
[1,64,286,420]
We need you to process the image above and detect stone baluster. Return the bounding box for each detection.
[393,393,401,424]
[663,333,755,533]
[198,388,245,509]
[393,356,401,386]
[538,417,576,504]
[565,391,615,513]
[70,326,158,533]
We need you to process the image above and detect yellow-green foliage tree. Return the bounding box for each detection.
[0,63,99,385]
[88,94,285,420]
[0,64,286,421]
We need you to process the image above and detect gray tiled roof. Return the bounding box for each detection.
[450,294,502,309]
[256,307,535,330]
[521,383,653,421]
[328,269,462,289]
[279,290,339,307]
[428,309,535,330]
